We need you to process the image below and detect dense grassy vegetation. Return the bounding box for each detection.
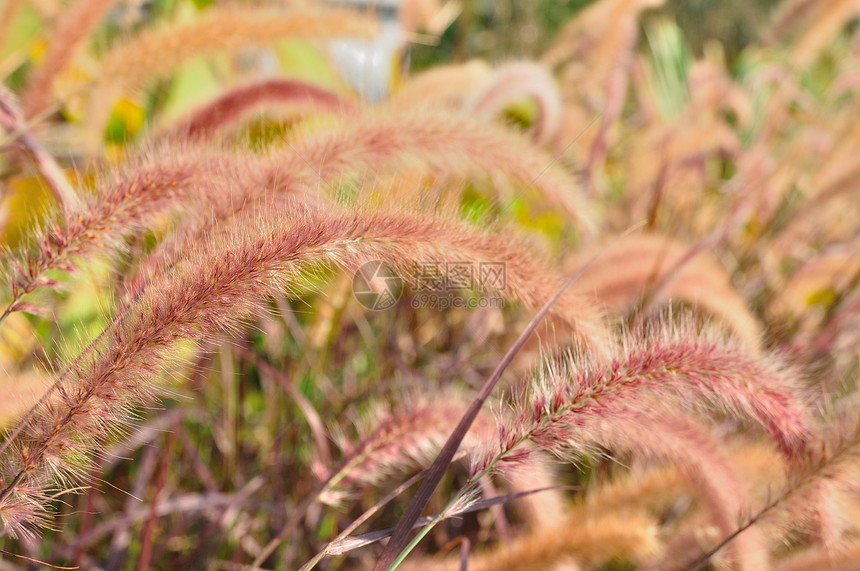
[2,0,860,569]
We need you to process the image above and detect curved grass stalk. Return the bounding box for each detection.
[166,78,359,140]
[464,62,563,145]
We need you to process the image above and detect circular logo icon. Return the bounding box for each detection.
[352,261,404,311]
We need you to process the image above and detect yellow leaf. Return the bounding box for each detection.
[0,175,55,248]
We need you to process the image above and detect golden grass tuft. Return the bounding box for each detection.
[406,511,662,570]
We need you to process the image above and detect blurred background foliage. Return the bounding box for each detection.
[0,0,790,97]
[410,0,784,69]
[0,0,797,159]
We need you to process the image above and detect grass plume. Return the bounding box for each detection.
[282,110,596,232]
[0,206,609,536]
[567,233,764,351]
[0,144,249,323]
[464,62,563,145]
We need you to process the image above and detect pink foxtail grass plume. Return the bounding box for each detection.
[566,233,764,352]
[541,0,662,69]
[119,156,319,304]
[685,405,860,570]
[0,143,251,325]
[0,206,609,537]
[542,0,665,95]
[393,60,493,110]
[775,399,860,548]
[166,78,360,141]
[458,367,782,570]
[327,391,566,532]
[463,62,563,146]
[89,8,375,90]
[130,106,599,295]
[594,412,769,570]
[130,106,597,296]
[541,0,665,189]
[411,459,763,570]
[470,320,811,483]
[384,320,810,570]
[21,0,121,118]
[279,110,596,233]
[625,117,740,219]
[582,441,785,523]
[60,7,376,135]
[327,391,495,492]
